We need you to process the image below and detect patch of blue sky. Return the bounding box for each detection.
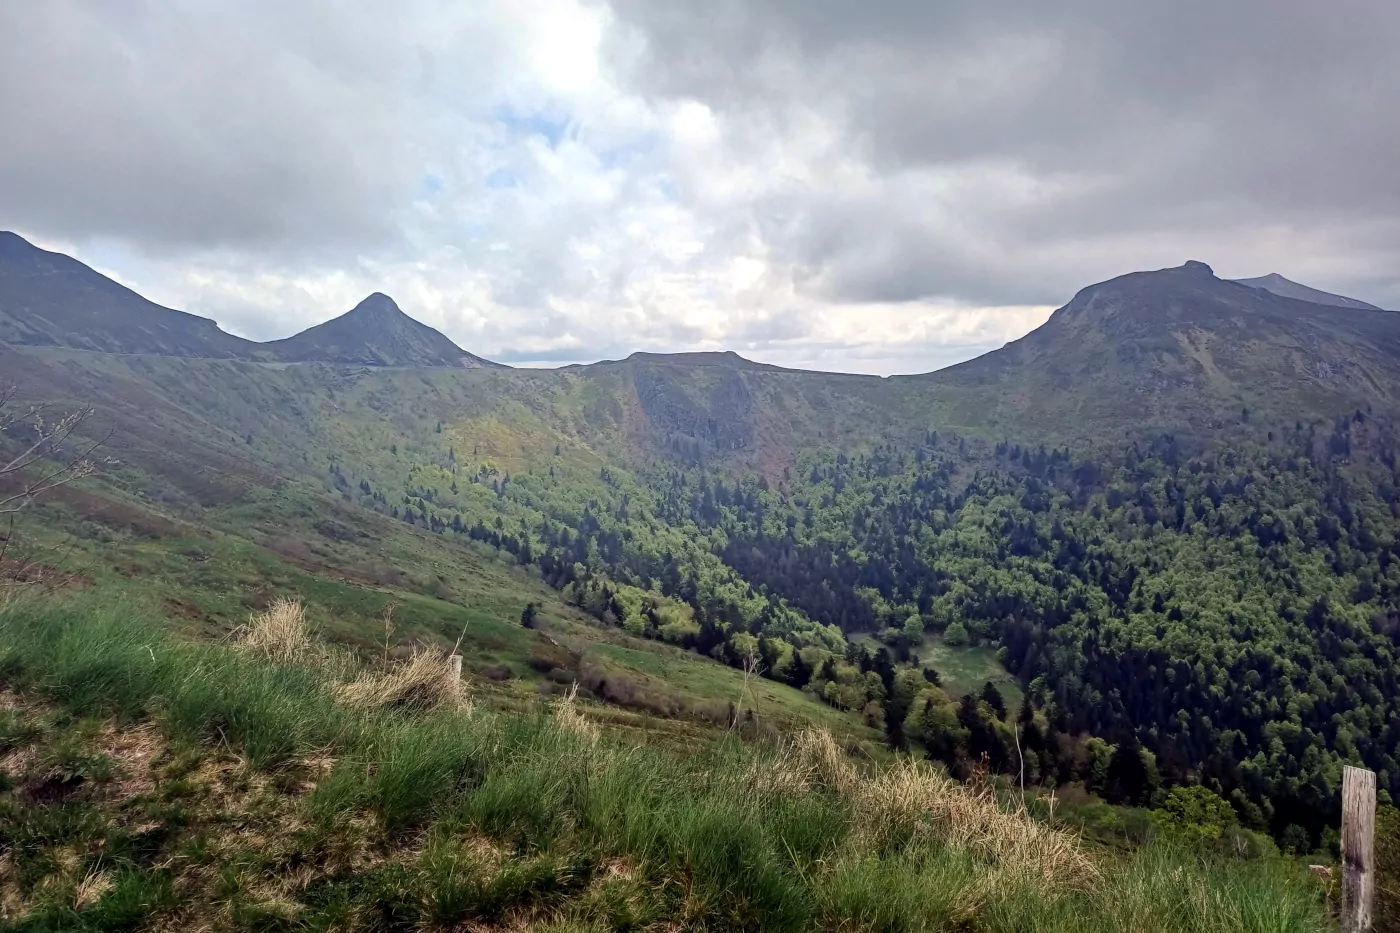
[451,220,492,240]
[651,174,680,200]
[415,173,445,199]
[594,132,660,170]
[484,168,519,189]
[492,105,571,149]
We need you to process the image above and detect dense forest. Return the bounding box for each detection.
[659,416,1400,848]
[344,408,1400,850]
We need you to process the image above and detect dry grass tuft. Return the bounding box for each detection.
[791,727,861,794]
[853,757,1096,889]
[0,854,24,918]
[554,683,600,743]
[239,598,312,663]
[73,870,113,910]
[340,647,470,713]
[755,728,1094,893]
[92,721,163,801]
[743,728,863,800]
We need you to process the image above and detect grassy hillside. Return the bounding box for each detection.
[9,476,877,748]
[0,597,1332,932]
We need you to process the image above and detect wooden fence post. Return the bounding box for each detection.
[1343,765,1377,932]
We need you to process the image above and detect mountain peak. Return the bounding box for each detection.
[0,230,33,254]
[628,349,747,365]
[349,292,402,315]
[927,255,1400,441]
[615,349,799,372]
[267,294,504,369]
[1231,273,1384,311]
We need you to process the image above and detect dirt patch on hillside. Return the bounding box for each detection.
[0,555,92,588]
[0,473,191,539]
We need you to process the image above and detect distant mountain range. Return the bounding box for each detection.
[3,230,1399,456]
[0,231,502,368]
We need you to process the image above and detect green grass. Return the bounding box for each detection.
[0,596,1332,932]
[585,639,880,740]
[913,635,1024,709]
[14,487,876,745]
[0,708,42,754]
[849,632,1024,712]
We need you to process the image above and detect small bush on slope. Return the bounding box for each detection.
[1380,804,1400,933]
[0,594,1331,932]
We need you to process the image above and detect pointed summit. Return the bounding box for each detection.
[343,292,402,318]
[1231,272,1384,311]
[266,293,504,368]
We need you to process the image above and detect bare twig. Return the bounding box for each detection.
[1013,720,1025,808]
[0,391,106,514]
[732,646,761,729]
[0,385,110,587]
[380,601,397,663]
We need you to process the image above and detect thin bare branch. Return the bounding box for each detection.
[0,387,109,588]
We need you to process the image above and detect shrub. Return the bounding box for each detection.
[943,620,970,646]
[1379,804,1400,933]
[1151,784,1238,844]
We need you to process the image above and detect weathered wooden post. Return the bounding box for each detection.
[448,654,463,683]
[1342,765,1376,932]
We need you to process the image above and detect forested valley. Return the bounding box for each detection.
[345,403,1400,852]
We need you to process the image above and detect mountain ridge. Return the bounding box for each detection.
[3,241,1400,865]
[0,231,503,368]
[0,231,265,359]
[1232,271,1386,311]
[8,231,1398,392]
[5,234,1400,457]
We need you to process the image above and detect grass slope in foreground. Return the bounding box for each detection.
[12,484,877,747]
[0,596,1330,932]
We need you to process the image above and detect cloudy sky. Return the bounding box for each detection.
[3,1,1398,373]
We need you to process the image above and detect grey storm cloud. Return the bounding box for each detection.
[607,0,1400,308]
[0,1,417,253]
